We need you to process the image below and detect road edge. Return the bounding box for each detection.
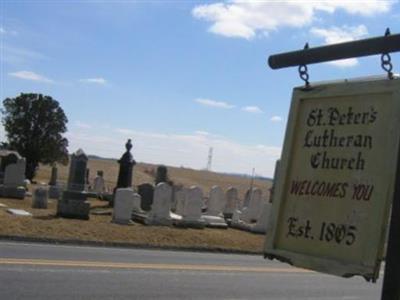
[0,234,262,255]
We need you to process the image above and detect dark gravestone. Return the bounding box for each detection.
[0,153,19,184]
[155,165,168,185]
[111,139,136,206]
[48,164,62,199]
[0,153,18,172]
[57,149,90,220]
[67,149,87,192]
[116,139,136,189]
[85,168,90,186]
[138,183,154,211]
[49,165,58,186]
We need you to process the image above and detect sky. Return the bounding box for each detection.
[1,0,400,177]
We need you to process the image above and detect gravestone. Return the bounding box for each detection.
[48,165,62,199]
[93,170,105,194]
[113,188,134,224]
[155,165,168,185]
[67,149,87,191]
[174,188,187,215]
[85,168,90,190]
[116,139,136,190]
[138,183,154,211]
[132,193,142,212]
[207,185,225,216]
[223,187,239,218]
[57,149,90,220]
[251,202,272,233]
[242,188,254,209]
[0,152,19,184]
[32,187,48,209]
[182,186,203,222]
[4,158,26,187]
[49,165,58,186]
[112,139,136,206]
[0,155,26,199]
[147,182,172,225]
[241,188,263,223]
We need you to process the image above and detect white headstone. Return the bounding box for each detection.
[32,187,48,209]
[4,159,26,187]
[207,185,225,216]
[242,188,254,209]
[93,176,105,194]
[148,183,172,223]
[224,187,239,215]
[231,209,242,223]
[174,188,187,215]
[252,202,272,233]
[132,193,142,212]
[113,188,134,224]
[183,186,203,222]
[241,188,263,223]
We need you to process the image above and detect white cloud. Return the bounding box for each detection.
[80,77,107,85]
[314,1,393,16]
[115,128,136,136]
[74,121,92,129]
[270,116,283,122]
[0,27,5,34]
[66,126,281,176]
[195,130,210,136]
[242,106,263,114]
[8,70,53,83]
[192,1,392,39]
[195,98,235,109]
[310,25,369,67]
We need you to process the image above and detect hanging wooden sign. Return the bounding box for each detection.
[264,77,400,282]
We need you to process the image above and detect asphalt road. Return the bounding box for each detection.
[0,241,383,299]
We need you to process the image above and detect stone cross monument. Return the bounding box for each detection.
[116,139,136,189]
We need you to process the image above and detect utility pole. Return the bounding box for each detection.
[206,147,213,171]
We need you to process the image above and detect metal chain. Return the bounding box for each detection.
[298,64,310,87]
[381,53,394,80]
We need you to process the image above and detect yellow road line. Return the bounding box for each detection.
[0,258,312,273]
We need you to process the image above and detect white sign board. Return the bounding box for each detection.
[264,77,400,281]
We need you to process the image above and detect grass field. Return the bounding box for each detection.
[0,197,264,253]
[0,158,270,253]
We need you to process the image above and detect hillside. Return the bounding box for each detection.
[36,158,272,201]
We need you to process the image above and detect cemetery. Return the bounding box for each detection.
[0,142,272,254]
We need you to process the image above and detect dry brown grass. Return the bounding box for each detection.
[36,158,272,201]
[0,197,264,253]
[0,158,270,253]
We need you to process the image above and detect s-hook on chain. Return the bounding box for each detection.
[381,53,394,80]
[298,43,310,88]
[381,28,394,80]
[298,64,310,87]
